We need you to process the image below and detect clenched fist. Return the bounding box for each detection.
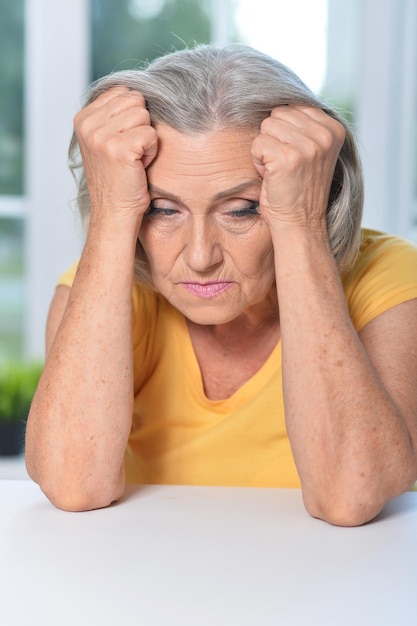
[74,87,158,233]
[251,106,345,232]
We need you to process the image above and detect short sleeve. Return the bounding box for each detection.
[56,260,79,287]
[342,229,417,331]
[131,283,160,394]
[56,260,158,391]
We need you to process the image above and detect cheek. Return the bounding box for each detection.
[139,222,169,255]
[237,232,274,277]
[138,225,182,281]
[138,230,162,274]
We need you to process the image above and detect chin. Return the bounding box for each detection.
[174,301,240,326]
[191,314,237,326]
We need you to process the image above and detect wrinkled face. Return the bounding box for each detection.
[139,125,276,325]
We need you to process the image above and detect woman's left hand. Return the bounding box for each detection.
[251,106,345,232]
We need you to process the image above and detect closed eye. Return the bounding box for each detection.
[145,203,178,217]
[228,202,260,218]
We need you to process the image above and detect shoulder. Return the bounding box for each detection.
[56,261,165,343]
[57,260,158,312]
[131,281,185,353]
[56,260,80,287]
[359,227,417,257]
[131,281,161,348]
[342,228,417,330]
[132,280,158,318]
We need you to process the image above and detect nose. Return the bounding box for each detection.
[183,215,223,273]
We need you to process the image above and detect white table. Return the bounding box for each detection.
[0,481,416,626]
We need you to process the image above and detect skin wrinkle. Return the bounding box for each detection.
[139,125,278,329]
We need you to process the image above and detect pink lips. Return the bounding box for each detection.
[182,282,233,298]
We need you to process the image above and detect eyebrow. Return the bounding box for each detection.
[148,179,262,202]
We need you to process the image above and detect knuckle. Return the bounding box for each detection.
[73,110,89,135]
[133,106,151,128]
[318,126,336,150]
[75,120,97,147]
[285,145,304,170]
[251,133,263,151]
[335,121,346,144]
[326,117,346,144]
[260,116,274,134]
[147,126,158,146]
[102,134,126,159]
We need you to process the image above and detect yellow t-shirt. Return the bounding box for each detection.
[57,229,417,488]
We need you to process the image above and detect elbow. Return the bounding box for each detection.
[40,481,124,512]
[301,463,417,527]
[42,486,120,512]
[305,500,383,527]
[25,424,126,512]
[27,463,125,512]
[302,490,385,527]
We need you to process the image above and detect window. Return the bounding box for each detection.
[0,0,25,363]
[0,0,24,196]
[0,217,24,360]
[1,0,416,363]
[91,0,212,79]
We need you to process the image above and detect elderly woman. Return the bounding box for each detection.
[25,44,417,525]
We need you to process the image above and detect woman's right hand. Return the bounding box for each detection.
[74,87,158,232]
[25,88,157,511]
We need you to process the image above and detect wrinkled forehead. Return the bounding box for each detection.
[146,125,261,203]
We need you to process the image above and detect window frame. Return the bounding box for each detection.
[356,0,417,239]
[24,0,89,358]
[1,0,416,359]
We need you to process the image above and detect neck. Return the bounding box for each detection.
[188,287,279,344]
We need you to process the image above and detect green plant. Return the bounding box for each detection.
[0,360,43,422]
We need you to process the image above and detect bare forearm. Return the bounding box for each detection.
[273,227,416,525]
[26,228,137,511]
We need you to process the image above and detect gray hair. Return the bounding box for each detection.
[69,43,363,282]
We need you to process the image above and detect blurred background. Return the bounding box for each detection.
[0,0,416,364]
